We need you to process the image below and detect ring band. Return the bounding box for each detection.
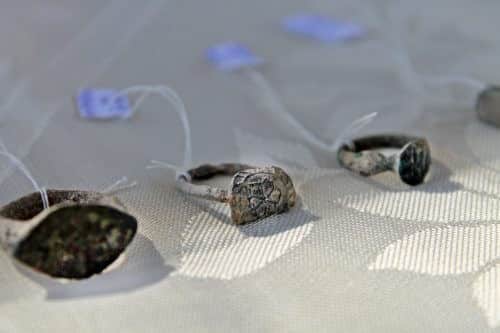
[337,134,431,186]
[177,163,297,224]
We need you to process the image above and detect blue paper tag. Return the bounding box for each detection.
[76,89,132,119]
[282,14,364,42]
[206,42,263,71]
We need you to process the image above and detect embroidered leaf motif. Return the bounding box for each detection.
[339,190,500,223]
[177,203,315,280]
[466,121,500,170]
[369,225,500,275]
[473,263,500,328]
[337,148,500,223]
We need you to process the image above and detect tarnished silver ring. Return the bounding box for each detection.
[337,134,431,186]
[176,163,297,224]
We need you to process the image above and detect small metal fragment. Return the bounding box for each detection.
[476,85,500,127]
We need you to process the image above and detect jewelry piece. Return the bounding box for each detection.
[0,190,137,279]
[476,85,500,127]
[176,163,297,224]
[337,134,431,186]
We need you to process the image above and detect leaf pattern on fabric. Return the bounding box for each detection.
[341,139,500,327]
[336,147,500,223]
[451,165,500,198]
[473,263,500,328]
[202,128,500,325]
[369,224,500,275]
[338,190,500,223]
[177,203,316,279]
[369,224,500,327]
[176,131,329,280]
[466,121,500,170]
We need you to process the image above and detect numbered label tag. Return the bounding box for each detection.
[76,89,132,119]
[283,14,364,42]
[206,42,263,71]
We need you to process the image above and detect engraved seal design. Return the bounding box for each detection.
[177,164,297,224]
[229,166,296,224]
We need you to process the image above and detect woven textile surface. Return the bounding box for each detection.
[1,0,500,332]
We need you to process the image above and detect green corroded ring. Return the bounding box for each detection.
[176,163,297,225]
[337,134,431,186]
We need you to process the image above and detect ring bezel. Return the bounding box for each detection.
[338,134,431,186]
[177,164,297,224]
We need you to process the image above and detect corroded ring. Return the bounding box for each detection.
[0,190,137,279]
[337,134,431,186]
[176,163,297,224]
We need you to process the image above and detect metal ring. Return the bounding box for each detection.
[0,190,137,279]
[176,163,297,224]
[337,134,431,186]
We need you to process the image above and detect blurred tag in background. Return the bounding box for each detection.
[206,42,263,71]
[76,89,132,120]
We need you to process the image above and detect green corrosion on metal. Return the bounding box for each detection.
[397,140,431,186]
[337,135,431,186]
[14,205,137,279]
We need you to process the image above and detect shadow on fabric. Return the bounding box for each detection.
[13,234,173,300]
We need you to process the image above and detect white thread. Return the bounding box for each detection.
[245,69,378,154]
[112,85,192,172]
[367,1,486,101]
[102,176,127,193]
[0,146,49,209]
[331,112,378,151]
[146,160,187,179]
[354,0,424,120]
[0,138,7,152]
[356,0,423,96]
[237,8,444,163]
[245,69,333,152]
[102,176,138,194]
[423,74,487,92]
[385,13,424,100]
[382,4,425,122]
[146,160,180,171]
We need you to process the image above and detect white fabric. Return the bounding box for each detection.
[1,0,500,331]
